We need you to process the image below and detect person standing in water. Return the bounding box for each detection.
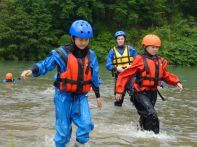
[106,31,138,106]
[21,20,102,147]
[115,34,183,134]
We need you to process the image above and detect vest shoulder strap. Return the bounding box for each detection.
[55,45,71,72]
[56,49,68,63]
[126,45,131,63]
[141,54,150,74]
[113,47,118,58]
[56,43,73,64]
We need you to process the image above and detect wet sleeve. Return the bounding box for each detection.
[162,60,180,86]
[31,52,57,77]
[116,55,143,93]
[106,49,116,71]
[31,64,39,75]
[92,83,100,98]
[90,51,100,98]
[129,46,138,57]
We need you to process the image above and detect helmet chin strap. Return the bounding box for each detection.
[70,36,75,42]
[144,49,158,59]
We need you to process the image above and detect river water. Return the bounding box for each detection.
[0,61,196,147]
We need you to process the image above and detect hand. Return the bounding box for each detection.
[21,70,32,79]
[116,66,125,73]
[177,82,183,92]
[97,98,102,110]
[115,93,122,101]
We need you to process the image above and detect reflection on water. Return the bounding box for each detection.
[0,62,196,147]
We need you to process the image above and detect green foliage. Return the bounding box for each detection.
[58,35,71,46]
[155,19,197,66]
[0,0,58,60]
[91,32,114,63]
[0,0,196,66]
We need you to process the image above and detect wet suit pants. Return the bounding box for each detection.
[53,90,94,147]
[133,90,159,134]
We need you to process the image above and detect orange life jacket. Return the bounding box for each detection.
[135,54,164,91]
[54,49,92,93]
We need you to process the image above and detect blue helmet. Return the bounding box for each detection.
[69,20,93,38]
[114,31,126,39]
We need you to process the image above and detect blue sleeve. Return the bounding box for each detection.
[129,46,138,57]
[32,47,67,77]
[89,50,100,98]
[106,49,115,71]
[90,50,100,87]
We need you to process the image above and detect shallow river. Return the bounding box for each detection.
[0,61,196,147]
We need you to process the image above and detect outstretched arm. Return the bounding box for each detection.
[21,50,62,79]
[162,60,183,91]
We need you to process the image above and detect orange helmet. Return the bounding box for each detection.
[5,73,13,80]
[141,34,161,47]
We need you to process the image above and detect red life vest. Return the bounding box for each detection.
[135,54,164,91]
[54,49,92,93]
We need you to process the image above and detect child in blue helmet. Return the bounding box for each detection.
[21,20,102,147]
[106,31,138,106]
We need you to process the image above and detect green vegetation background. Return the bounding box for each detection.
[0,0,196,66]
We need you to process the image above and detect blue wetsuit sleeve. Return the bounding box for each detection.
[129,46,138,57]
[106,49,116,71]
[31,55,57,77]
[90,51,100,98]
[31,49,67,77]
